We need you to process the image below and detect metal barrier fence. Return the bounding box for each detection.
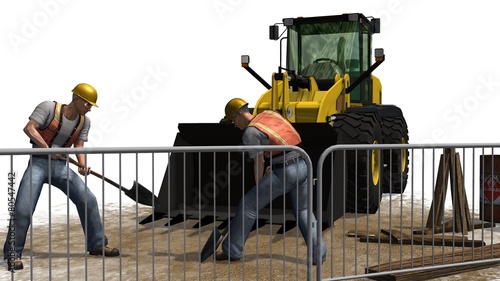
[0,146,318,281]
[1,144,500,280]
[317,143,500,280]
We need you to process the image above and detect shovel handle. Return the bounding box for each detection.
[59,156,159,206]
[61,156,121,188]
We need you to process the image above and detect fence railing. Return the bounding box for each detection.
[317,143,500,281]
[1,144,500,280]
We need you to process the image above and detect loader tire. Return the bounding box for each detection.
[333,113,383,214]
[381,116,409,194]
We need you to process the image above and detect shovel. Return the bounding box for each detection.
[62,156,160,207]
[200,222,229,262]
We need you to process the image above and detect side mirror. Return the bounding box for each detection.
[371,18,380,34]
[241,55,250,67]
[269,25,279,40]
[374,48,384,62]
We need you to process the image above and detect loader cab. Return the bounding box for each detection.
[282,13,380,105]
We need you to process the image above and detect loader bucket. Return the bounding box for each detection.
[156,122,343,228]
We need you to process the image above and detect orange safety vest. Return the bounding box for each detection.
[248,110,302,157]
[36,102,85,148]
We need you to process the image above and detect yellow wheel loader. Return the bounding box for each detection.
[153,13,409,228]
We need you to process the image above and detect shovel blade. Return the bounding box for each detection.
[127,180,160,207]
[200,228,223,262]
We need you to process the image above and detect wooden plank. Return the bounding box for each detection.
[413,220,493,235]
[347,229,377,238]
[366,244,500,281]
[414,237,483,247]
[413,220,454,235]
[376,229,474,244]
[426,152,451,229]
[413,233,468,241]
[454,153,473,231]
[362,228,483,247]
[413,233,469,241]
[380,226,469,241]
[470,220,494,229]
[367,260,500,281]
[380,229,411,242]
[450,151,467,234]
[369,243,500,271]
[360,235,484,247]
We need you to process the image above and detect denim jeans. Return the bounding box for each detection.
[221,159,327,262]
[3,157,108,260]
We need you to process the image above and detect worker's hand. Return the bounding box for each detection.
[54,153,69,161]
[51,145,64,161]
[78,166,91,176]
[265,166,272,176]
[51,153,63,160]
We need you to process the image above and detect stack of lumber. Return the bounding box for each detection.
[365,243,500,281]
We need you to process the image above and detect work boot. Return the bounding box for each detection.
[214,251,240,261]
[88,246,120,257]
[7,258,23,271]
[312,257,326,266]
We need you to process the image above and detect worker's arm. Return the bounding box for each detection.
[24,120,48,149]
[24,119,65,160]
[73,139,91,175]
[253,154,266,183]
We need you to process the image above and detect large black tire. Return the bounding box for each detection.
[333,113,383,214]
[381,116,409,194]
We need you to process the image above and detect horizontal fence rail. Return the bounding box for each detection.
[1,144,500,280]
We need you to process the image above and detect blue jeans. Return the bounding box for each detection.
[221,159,327,262]
[3,157,108,260]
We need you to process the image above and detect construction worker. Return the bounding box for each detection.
[215,98,326,264]
[3,83,119,271]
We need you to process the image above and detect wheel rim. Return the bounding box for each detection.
[372,140,380,185]
[401,137,407,173]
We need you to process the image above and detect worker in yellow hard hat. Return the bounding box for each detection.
[3,83,119,271]
[213,98,327,265]
[72,82,99,108]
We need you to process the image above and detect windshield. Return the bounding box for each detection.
[287,21,360,80]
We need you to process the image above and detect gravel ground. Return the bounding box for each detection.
[1,196,500,280]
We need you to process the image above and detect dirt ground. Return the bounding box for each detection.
[2,196,500,281]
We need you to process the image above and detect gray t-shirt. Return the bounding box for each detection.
[242,127,270,159]
[29,101,90,148]
[242,126,299,163]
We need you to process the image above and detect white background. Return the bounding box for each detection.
[1,1,500,221]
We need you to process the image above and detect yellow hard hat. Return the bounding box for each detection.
[72,83,98,107]
[225,98,248,125]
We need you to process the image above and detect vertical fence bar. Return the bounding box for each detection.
[65,157,70,280]
[101,154,106,280]
[151,152,155,281]
[47,157,51,280]
[167,151,172,281]
[118,153,123,281]
[197,151,202,280]
[183,152,187,281]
